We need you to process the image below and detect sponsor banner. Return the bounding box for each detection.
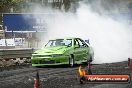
[0,39,19,46]
[6,39,15,46]
[15,38,25,46]
[0,39,6,46]
[84,75,131,83]
[3,14,49,32]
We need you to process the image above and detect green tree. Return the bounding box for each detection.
[0,0,20,13]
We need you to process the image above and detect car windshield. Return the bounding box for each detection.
[45,39,72,47]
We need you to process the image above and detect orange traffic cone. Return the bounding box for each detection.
[78,66,86,76]
[34,71,40,88]
[78,66,86,84]
[128,58,132,68]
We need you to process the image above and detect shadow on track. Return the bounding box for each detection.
[34,63,87,68]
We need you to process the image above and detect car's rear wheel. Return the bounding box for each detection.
[69,55,74,67]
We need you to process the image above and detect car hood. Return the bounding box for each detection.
[33,46,69,54]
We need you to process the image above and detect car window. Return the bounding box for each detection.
[45,39,72,47]
[76,39,88,47]
[63,39,72,46]
[74,39,79,46]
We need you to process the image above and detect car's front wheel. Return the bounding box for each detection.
[69,55,74,67]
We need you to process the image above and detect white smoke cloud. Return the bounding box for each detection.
[30,2,132,63]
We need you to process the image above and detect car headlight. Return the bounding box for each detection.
[52,54,63,57]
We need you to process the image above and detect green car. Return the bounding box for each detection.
[31,37,94,67]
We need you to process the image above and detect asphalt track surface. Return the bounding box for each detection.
[0,61,132,88]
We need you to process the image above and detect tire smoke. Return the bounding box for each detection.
[30,2,132,63]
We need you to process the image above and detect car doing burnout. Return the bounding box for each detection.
[31,38,94,67]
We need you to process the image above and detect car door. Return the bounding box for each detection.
[73,38,89,61]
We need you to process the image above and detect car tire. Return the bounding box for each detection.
[69,55,74,67]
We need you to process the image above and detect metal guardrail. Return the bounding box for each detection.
[0,48,33,59]
[0,48,34,67]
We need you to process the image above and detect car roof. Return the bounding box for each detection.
[49,37,80,40]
